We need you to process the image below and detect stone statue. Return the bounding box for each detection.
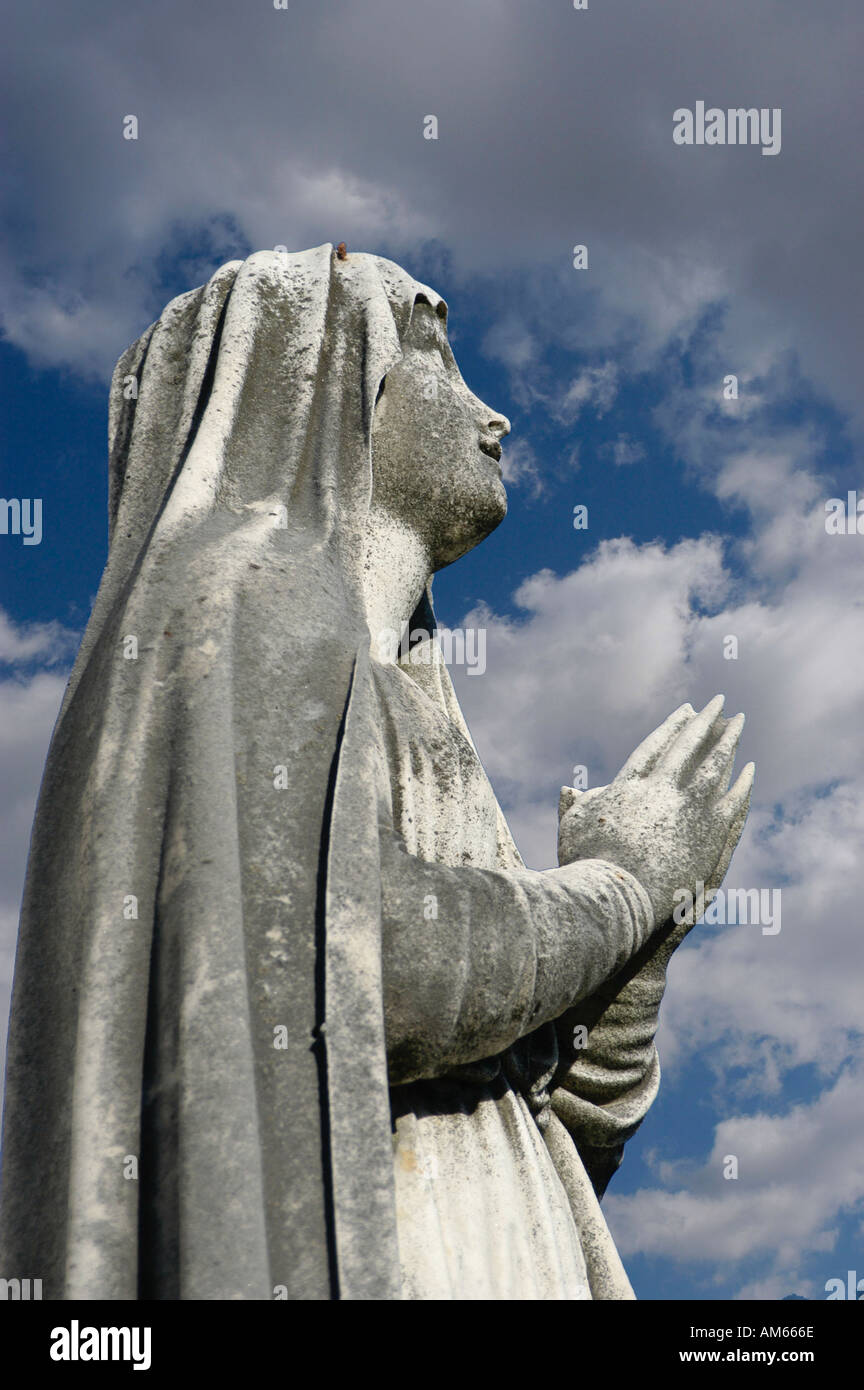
[0,246,752,1300]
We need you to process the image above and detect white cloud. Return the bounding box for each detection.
[659,783,864,1082]
[604,1060,864,1287]
[554,362,619,423]
[453,533,729,866]
[482,316,539,373]
[499,439,545,496]
[0,610,78,665]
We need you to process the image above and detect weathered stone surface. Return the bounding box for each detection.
[0,246,751,1300]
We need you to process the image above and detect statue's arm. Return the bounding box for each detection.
[380,829,655,1085]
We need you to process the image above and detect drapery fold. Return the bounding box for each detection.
[0,247,443,1298]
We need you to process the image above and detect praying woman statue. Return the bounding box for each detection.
[0,247,752,1300]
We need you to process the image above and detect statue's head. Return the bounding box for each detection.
[370,294,510,570]
[106,246,510,602]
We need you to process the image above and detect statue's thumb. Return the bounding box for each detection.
[558,784,607,820]
[559,785,582,818]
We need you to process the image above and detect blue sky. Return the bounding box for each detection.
[2,0,862,1302]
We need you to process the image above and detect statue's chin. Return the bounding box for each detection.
[485,479,509,533]
[432,481,508,570]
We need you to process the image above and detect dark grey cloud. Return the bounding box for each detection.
[1,0,861,427]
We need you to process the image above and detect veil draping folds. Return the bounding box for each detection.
[0,247,455,1300]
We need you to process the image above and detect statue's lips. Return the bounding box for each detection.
[479,438,503,474]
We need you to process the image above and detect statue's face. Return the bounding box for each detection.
[370,299,510,569]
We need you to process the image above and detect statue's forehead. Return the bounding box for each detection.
[233,249,448,351]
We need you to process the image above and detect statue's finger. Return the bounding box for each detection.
[689,712,745,793]
[656,694,726,783]
[705,813,745,896]
[719,761,755,827]
[614,703,695,781]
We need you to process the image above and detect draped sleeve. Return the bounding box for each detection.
[549,924,680,1194]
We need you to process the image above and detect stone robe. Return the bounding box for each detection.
[372,651,662,1299]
